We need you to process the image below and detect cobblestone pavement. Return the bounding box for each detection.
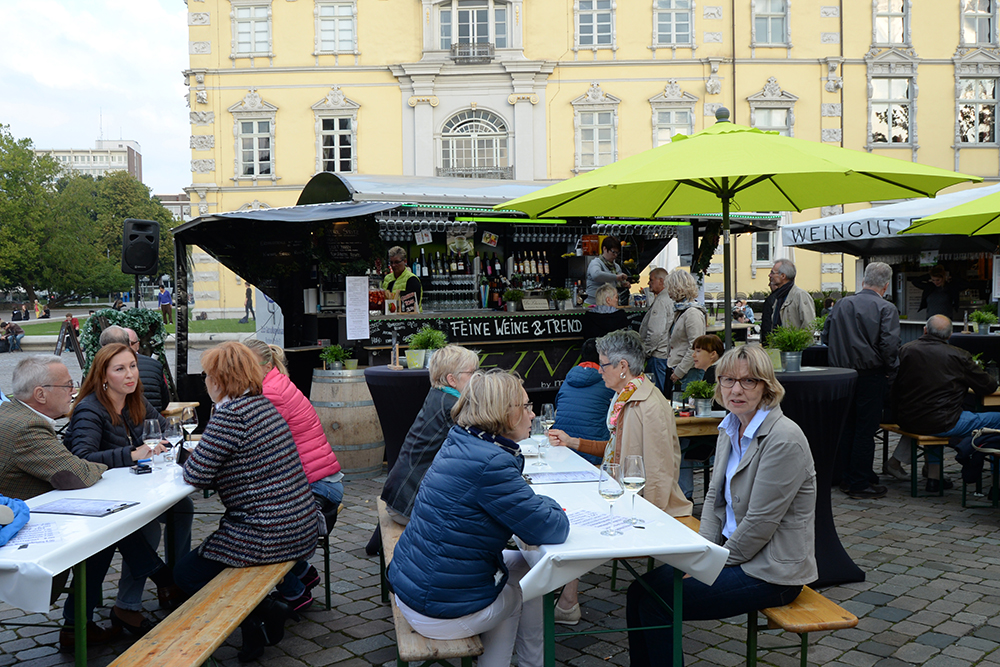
[4,442,1000,666]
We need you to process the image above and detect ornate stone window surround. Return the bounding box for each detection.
[872,0,911,47]
[952,50,1000,177]
[229,0,274,66]
[574,0,617,58]
[313,1,359,65]
[228,89,279,183]
[649,80,697,146]
[651,0,696,57]
[747,76,798,137]
[865,48,918,158]
[572,83,620,173]
[438,108,511,179]
[423,0,520,55]
[750,0,791,56]
[960,0,998,46]
[312,86,360,174]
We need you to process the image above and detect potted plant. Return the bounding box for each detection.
[970,308,998,334]
[552,287,573,310]
[766,326,814,372]
[682,380,716,416]
[406,326,448,369]
[503,288,524,313]
[320,344,351,370]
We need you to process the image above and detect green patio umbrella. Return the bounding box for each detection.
[498,108,979,345]
[901,187,1000,235]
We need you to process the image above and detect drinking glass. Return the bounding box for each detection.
[540,404,555,432]
[530,417,548,467]
[598,462,624,537]
[142,419,163,469]
[181,407,199,439]
[163,420,183,464]
[622,455,646,525]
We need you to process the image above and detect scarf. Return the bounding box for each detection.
[764,280,794,333]
[459,424,521,458]
[441,386,461,398]
[603,374,645,465]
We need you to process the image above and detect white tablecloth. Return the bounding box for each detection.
[0,465,195,612]
[516,445,728,602]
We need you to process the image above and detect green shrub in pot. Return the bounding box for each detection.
[765,326,814,352]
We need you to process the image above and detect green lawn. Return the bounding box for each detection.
[22,318,258,336]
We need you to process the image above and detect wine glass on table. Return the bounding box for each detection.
[142,419,163,469]
[529,417,549,467]
[163,420,183,464]
[622,455,646,525]
[598,462,624,537]
[181,407,199,441]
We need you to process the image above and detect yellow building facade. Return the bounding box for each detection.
[185,1,1000,301]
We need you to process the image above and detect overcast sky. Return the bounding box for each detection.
[1,0,190,195]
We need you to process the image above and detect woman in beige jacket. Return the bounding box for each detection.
[626,345,816,666]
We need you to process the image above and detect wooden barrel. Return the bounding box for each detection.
[310,368,385,480]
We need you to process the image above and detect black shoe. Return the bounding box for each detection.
[926,478,954,493]
[298,564,320,591]
[109,607,156,637]
[238,619,265,663]
[59,622,122,651]
[847,484,887,500]
[839,482,850,494]
[249,596,289,647]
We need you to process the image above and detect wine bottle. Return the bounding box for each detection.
[420,248,429,278]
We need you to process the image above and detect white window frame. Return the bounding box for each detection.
[314,1,358,63]
[228,89,278,183]
[753,231,776,267]
[653,0,694,52]
[649,80,697,146]
[312,86,360,174]
[868,77,914,147]
[957,77,999,145]
[437,0,509,50]
[961,0,998,46]
[747,77,798,137]
[229,0,273,64]
[438,109,511,179]
[872,0,910,47]
[574,0,617,56]
[751,0,789,49]
[571,83,620,173]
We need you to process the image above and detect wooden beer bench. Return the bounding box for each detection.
[879,423,950,497]
[377,499,483,667]
[108,561,294,667]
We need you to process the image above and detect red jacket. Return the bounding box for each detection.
[262,367,341,482]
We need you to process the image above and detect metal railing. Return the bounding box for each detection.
[449,42,495,64]
[436,166,513,179]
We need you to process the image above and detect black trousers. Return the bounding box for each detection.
[835,371,888,492]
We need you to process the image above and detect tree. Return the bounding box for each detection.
[0,125,61,301]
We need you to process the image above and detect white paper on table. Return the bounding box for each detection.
[345,276,370,340]
[525,471,601,485]
[0,523,59,549]
[567,509,635,532]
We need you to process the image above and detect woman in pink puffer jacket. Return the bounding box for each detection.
[244,339,343,613]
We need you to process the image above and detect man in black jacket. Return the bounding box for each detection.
[889,315,1000,491]
[822,262,899,500]
[98,326,170,411]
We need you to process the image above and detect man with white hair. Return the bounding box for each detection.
[760,258,815,341]
[888,315,1000,492]
[822,262,900,500]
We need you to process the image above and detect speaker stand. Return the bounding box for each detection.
[134,275,144,309]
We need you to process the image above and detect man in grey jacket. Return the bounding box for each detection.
[760,258,815,342]
[639,267,673,392]
[822,262,900,500]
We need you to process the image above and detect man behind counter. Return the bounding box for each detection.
[382,246,423,310]
[585,236,630,305]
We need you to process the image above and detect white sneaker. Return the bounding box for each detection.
[884,458,909,481]
[554,603,581,626]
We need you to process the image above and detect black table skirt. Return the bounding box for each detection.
[364,366,431,474]
[775,367,864,588]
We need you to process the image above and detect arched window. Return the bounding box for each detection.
[439,109,511,179]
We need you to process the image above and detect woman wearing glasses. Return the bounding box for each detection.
[388,370,569,667]
[66,343,194,635]
[626,345,816,666]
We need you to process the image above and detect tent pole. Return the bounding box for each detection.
[722,180,733,349]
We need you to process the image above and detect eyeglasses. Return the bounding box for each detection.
[42,381,78,391]
[388,259,404,266]
[717,376,761,390]
[599,361,616,370]
[513,401,532,411]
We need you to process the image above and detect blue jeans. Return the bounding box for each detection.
[920,410,1000,465]
[646,357,671,394]
[276,478,344,600]
[116,496,194,611]
[627,564,802,667]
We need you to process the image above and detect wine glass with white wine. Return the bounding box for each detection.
[622,455,646,525]
[181,407,199,440]
[142,419,162,469]
[163,420,183,465]
[598,462,624,537]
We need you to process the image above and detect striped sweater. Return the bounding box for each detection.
[183,394,319,567]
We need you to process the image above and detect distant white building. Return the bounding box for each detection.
[154,193,192,223]
[36,139,143,182]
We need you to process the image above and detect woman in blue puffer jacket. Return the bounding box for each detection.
[552,338,615,466]
[388,369,569,667]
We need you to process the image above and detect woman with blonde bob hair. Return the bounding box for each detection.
[176,342,320,661]
[388,369,569,667]
[664,268,707,391]
[381,344,479,524]
[627,344,815,665]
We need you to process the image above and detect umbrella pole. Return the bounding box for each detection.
[722,181,733,349]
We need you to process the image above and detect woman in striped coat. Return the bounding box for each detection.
[175,341,320,662]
